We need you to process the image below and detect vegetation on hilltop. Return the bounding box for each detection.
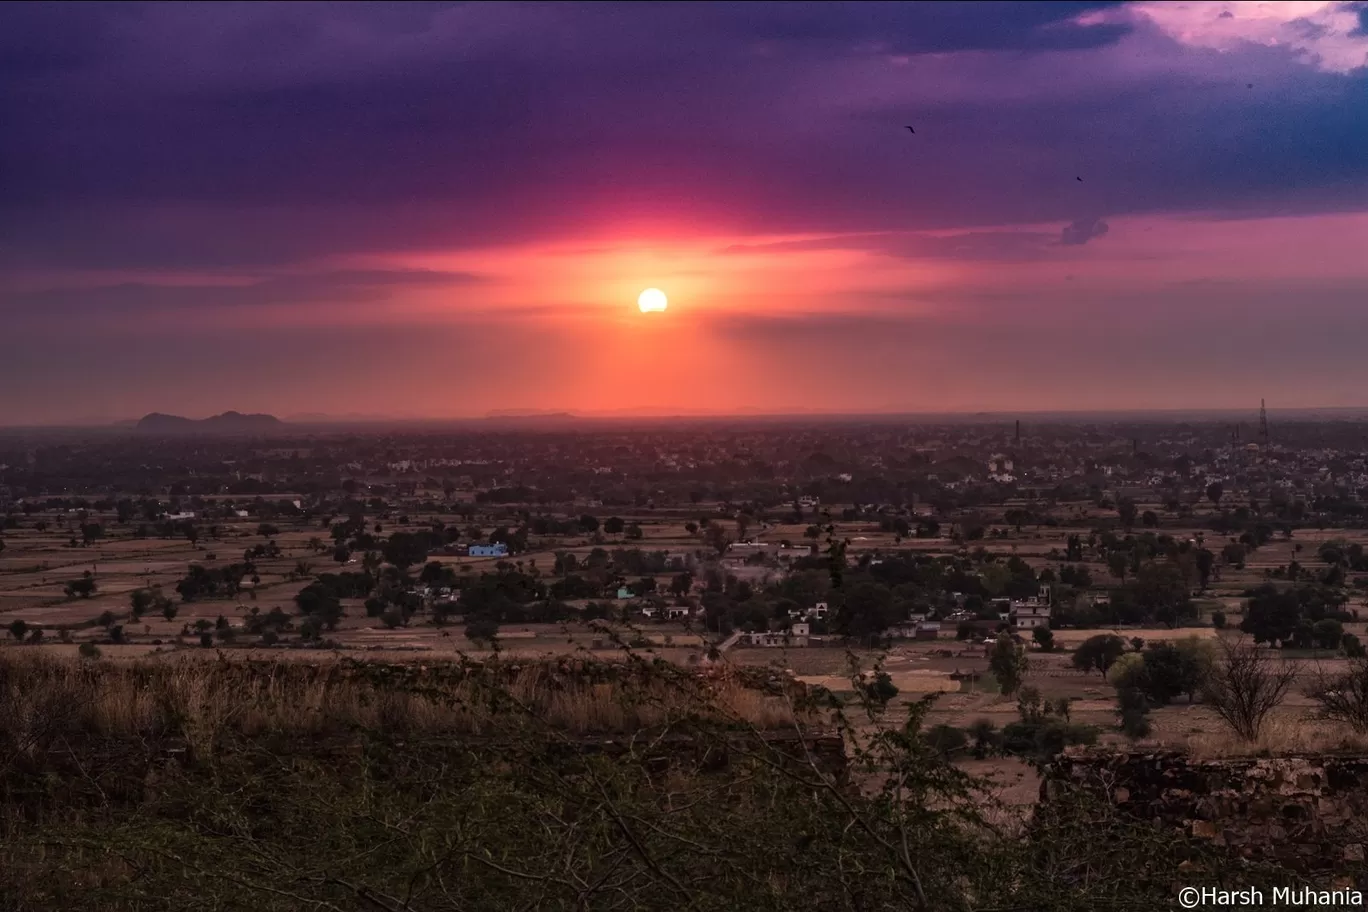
[0,648,1329,911]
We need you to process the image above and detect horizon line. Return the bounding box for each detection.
[6,403,1368,430]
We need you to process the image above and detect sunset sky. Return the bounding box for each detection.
[3,1,1368,424]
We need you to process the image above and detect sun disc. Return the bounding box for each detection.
[637,288,668,313]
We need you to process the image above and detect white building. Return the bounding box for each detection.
[1010,585,1052,630]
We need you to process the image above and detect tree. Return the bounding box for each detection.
[624,523,643,541]
[837,582,896,640]
[81,523,104,545]
[1344,633,1367,659]
[578,515,600,534]
[383,531,433,570]
[1239,584,1302,647]
[1032,627,1055,652]
[257,523,280,538]
[8,619,28,641]
[1194,548,1215,590]
[603,516,625,535]
[705,523,732,557]
[1206,481,1224,506]
[1106,551,1128,582]
[988,634,1028,697]
[161,601,178,622]
[130,588,154,618]
[1312,618,1343,652]
[1141,510,1158,528]
[1073,634,1127,675]
[1116,498,1138,530]
[1210,609,1227,630]
[65,577,97,599]
[1133,560,1193,628]
[1203,639,1299,741]
[1135,640,1214,705]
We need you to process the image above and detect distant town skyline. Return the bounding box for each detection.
[3,2,1367,424]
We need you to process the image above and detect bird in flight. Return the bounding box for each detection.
[904,125,915,134]
[1247,83,1253,88]
[1076,176,1083,182]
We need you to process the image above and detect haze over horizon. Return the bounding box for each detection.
[4,1,1368,425]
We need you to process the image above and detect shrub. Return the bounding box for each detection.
[856,670,899,709]
[1032,627,1055,652]
[77,641,101,660]
[966,718,999,757]
[1203,639,1299,741]
[1211,609,1227,629]
[923,724,968,757]
[1117,687,1151,738]
[998,687,1096,761]
[1308,656,1368,732]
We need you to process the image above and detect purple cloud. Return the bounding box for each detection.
[1059,216,1110,245]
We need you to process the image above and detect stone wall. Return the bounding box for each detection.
[1042,749,1368,872]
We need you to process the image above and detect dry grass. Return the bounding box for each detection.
[1183,715,1368,759]
[0,651,811,759]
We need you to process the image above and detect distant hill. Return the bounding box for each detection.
[485,409,577,419]
[135,411,284,433]
[483,411,578,426]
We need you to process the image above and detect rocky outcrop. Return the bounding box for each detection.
[1042,749,1368,872]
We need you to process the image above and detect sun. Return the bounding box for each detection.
[637,288,668,313]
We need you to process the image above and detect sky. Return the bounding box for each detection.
[3,1,1368,424]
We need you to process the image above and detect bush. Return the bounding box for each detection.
[1204,639,1299,741]
[1211,609,1227,629]
[1308,656,1368,732]
[997,687,1096,761]
[465,618,500,646]
[966,719,999,757]
[1117,687,1152,738]
[1344,633,1366,658]
[77,641,101,660]
[856,670,899,708]
[923,724,968,757]
[1032,627,1055,652]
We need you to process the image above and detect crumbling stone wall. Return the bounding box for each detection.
[1042,749,1368,871]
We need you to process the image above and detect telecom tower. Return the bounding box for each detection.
[1258,399,1269,446]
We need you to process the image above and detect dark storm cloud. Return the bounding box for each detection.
[0,1,1366,272]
